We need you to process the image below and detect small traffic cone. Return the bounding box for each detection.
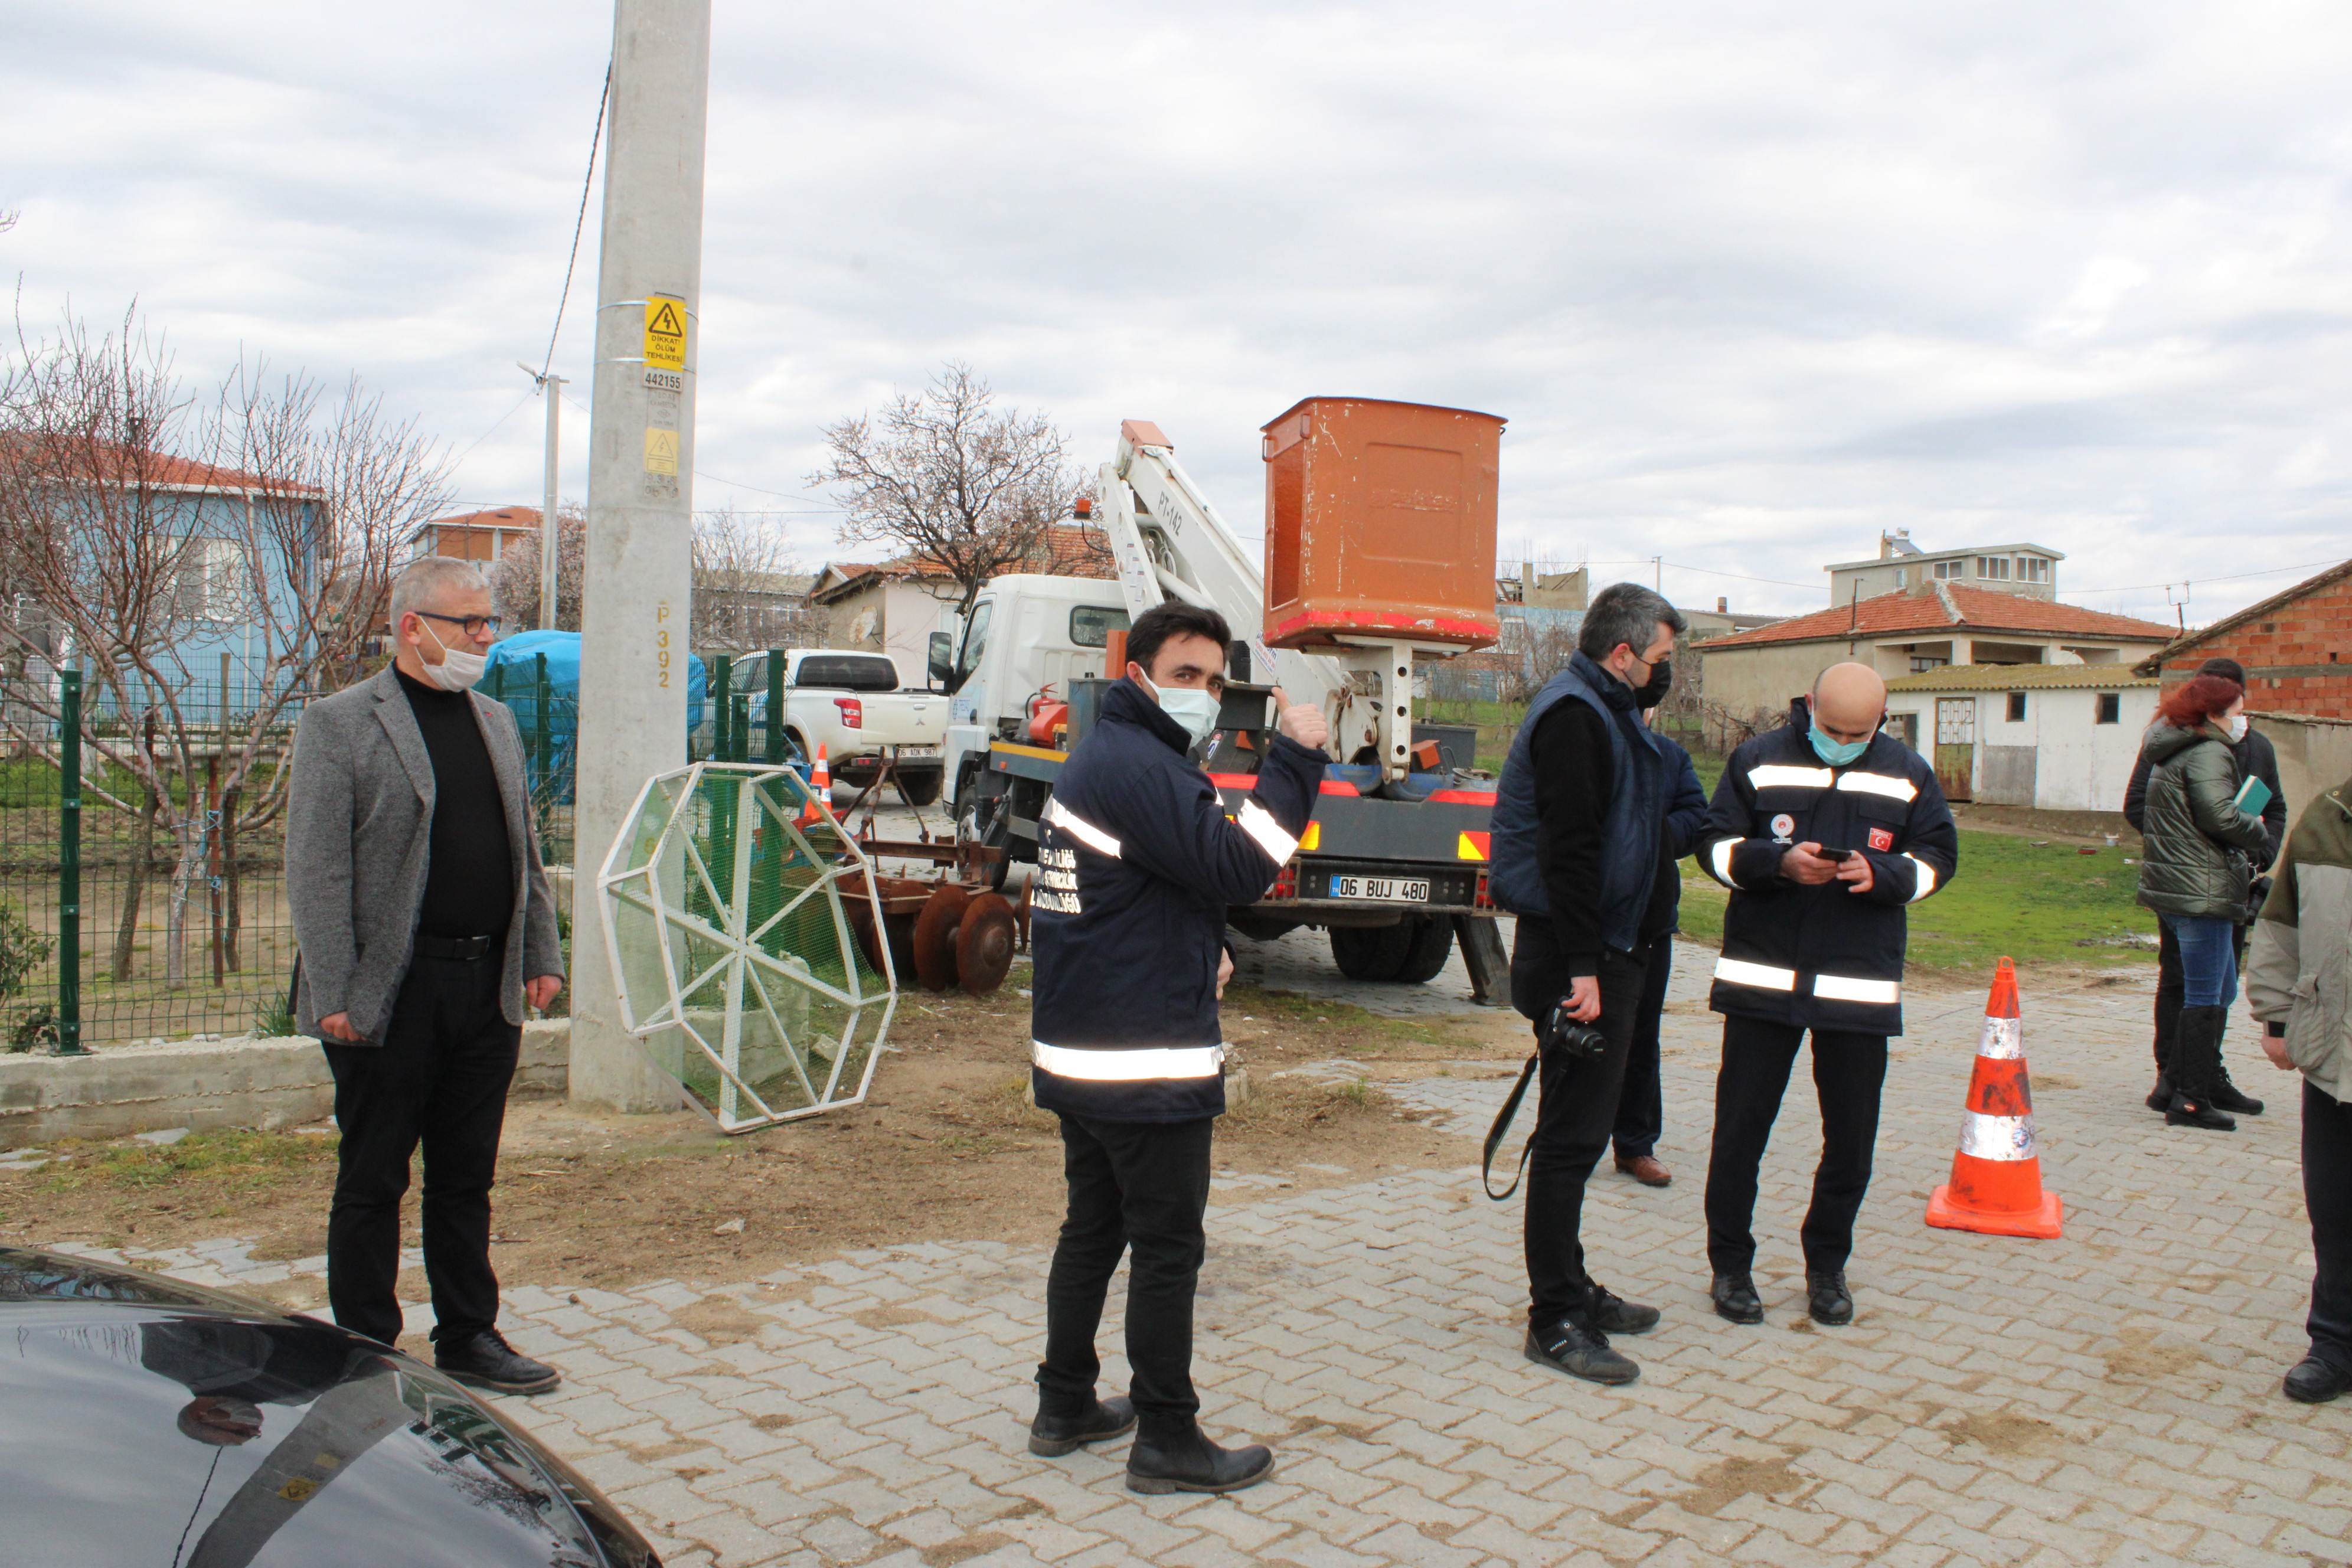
[1925,957,2064,1239]
[800,744,832,825]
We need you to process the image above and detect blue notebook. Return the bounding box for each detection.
[2235,775,2272,817]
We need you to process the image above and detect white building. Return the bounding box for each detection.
[1827,531,2063,606]
[1882,664,2159,811]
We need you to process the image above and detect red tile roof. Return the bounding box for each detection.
[815,525,1116,601]
[414,505,542,536]
[0,436,317,495]
[1701,584,2177,651]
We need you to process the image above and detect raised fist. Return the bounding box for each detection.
[1272,687,1329,750]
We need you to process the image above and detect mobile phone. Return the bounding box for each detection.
[1818,846,1861,861]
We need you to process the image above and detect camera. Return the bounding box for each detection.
[1540,1000,1608,1060]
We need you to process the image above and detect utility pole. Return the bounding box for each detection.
[569,0,711,1113]
[517,362,566,630]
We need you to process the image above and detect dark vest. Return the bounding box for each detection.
[1488,652,1666,953]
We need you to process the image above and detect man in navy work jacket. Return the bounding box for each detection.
[1697,661,1957,1328]
[1613,717,1713,1189]
[1026,601,1327,1495]
[1487,582,1688,1386]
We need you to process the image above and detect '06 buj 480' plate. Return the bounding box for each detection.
[1329,874,1429,903]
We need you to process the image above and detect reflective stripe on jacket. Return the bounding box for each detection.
[1697,704,1958,1035]
[1030,677,1325,1121]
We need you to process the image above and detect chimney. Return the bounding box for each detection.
[1716,596,1728,614]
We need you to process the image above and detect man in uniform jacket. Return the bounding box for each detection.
[1487,582,1688,1386]
[286,557,565,1394]
[2125,656,2288,1118]
[1697,662,1957,1328]
[2246,772,2352,1404]
[1026,602,1327,1495]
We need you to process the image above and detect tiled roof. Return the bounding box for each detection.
[814,525,1116,602]
[0,436,317,495]
[2131,557,2352,676]
[1702,584,2177,651]
[1884,664,2158,694]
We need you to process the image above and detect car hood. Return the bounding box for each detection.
[0,1247,656,1568]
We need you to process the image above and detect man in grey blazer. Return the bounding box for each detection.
[288,555,566,1393]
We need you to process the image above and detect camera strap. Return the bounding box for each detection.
[1479,1051,1543,1201]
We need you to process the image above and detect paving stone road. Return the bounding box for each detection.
[60,943,2351,1566]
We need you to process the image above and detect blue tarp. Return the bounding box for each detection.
[482,631,707,804]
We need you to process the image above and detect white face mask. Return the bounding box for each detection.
[418,619,488,692]
[1139,672,1221,749]
[2223,713,2248,743]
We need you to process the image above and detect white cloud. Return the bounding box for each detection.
[6,0,2351,624]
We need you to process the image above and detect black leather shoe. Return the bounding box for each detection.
[435,1329,561,1394]
[1523,1318,1639,1385]
[1028,1396,1136,1456]
[2207,1072,2264,1117]
[1586,1282,1661,1335]
[1807,1271,1854,1326]
[1125,1425,1275,1494]
[2144,1073,2173,1113]
[2165,1092,2236,1131]
[2284,1356,2351,1404]
[1711,1273,1763,1325]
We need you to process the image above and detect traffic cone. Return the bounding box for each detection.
[800,744,832,825]
[1926,958,2063,1239]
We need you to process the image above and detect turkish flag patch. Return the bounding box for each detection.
[1868,827,1895,852]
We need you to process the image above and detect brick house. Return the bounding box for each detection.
[2134,557,2352,809]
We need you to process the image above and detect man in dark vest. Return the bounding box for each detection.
[1488,582,1687,1385]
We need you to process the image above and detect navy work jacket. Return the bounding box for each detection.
[1030,677,1326,1121]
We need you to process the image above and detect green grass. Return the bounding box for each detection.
[1221,983,1478,1053]
[1672,828,2156,972]
[28,1128,336,1193]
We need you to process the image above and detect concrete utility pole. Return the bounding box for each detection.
[570,0,711,1113]
[517,361,567,631]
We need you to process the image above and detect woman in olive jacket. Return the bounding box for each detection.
[2137,672,2270,1129]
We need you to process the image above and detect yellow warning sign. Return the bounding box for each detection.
[644,427,679,476]
[643,295,687,371]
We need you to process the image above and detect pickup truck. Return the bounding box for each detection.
[698,648,949,804]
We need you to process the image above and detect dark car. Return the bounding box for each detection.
[0,1246,659,1567]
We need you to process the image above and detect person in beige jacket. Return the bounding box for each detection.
[2245,772,2352,1404]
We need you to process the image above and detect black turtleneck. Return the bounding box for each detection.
[396,666,513,942]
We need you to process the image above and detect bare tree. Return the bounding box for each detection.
[0,305,453,988]
[690,504,816,651]
[809,362,1086,616]
[485,501,586,632]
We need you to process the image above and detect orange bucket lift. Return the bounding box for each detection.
[1925,958,2064,1240]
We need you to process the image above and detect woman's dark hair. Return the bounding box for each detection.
[2155,673,2242,730]
[1126,602,1231,675]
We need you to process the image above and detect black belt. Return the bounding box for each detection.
[414,932,499,962]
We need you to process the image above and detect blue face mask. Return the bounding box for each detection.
[1808,724,1870,767]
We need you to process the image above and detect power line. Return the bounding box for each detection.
[2067,556,2344,595]
[539,64,611,380]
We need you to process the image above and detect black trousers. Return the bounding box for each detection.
[2152,918,2255,1071]
[323,955,520,1347]
[1038,1113,1215,1436]
[1613,936,1672,1160]
[2307,1078,2352,1376]
[1511,922,1648,1328]
[1703,1014,1888,1277]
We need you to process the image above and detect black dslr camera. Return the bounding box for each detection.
[1540,999,1608,1061]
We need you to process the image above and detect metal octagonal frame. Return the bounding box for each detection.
[597,760,897,1132]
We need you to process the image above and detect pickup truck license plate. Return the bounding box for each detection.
[1331,875,1429,903]
[895,745,939,759]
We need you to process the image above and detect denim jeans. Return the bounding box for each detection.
[2161,913,2240,1009]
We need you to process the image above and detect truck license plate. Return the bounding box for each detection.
[896,745,939,759]
[1331,875,1429,902]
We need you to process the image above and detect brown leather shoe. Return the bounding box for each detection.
[1615,1154,1672,1187]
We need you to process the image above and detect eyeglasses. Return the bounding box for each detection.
[414,610,503,639]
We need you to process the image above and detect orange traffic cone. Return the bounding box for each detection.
[1925,957,2064,1239]
[800,744,832,825]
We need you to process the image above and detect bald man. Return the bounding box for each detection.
[1694,663,1956,1327]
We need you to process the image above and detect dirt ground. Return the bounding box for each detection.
[0,968,1537,1318]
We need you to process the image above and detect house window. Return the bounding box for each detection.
[2005,692,2027,722]
[2018,557,2051,584]
[2095,693,2121,724]
[1975,556,2011,581]
[1910,656,1948,672]
[179,537,246,623]
[1933,560,1965,579]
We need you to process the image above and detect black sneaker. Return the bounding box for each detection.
[1125,1424,1275,1494]
[1523,1318,1639,1385]
[1807,1270,1854,1327]
[1028,1396,1136,1457]
[435,1328,561,1394]
[1710,1272,1764,1325]
[2284,1356,2351,1405]
[1586,1282,1661,1335]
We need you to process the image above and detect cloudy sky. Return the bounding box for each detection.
[7,1,2351,625]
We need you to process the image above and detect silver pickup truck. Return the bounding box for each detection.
[699,648,949,805]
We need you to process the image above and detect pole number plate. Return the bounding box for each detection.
[1331,875,1429,903]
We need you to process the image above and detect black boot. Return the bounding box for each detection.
[1806,1270,1854,1326]
[2144,1072,2174,1115]
[435,1329,561,1394]
[1125,1422,1275,1494]
[1710,1273,1763,1325]
[2147,970,2180,1112]
[2165,1005,2237,1131]
[1028,1394,1136,1457]
[2205,1011,2264,1116]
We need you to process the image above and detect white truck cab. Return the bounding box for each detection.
[931,574,1132,815]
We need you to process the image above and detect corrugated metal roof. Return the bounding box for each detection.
[1884,664,2158,693]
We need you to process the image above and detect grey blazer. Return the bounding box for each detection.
[285,665,564,1043]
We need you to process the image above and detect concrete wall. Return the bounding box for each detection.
[1701,642,1845,721]
[0,1021,570,1149]
[2256,712,2352,825]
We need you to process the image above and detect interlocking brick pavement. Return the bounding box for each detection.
[60,943,2352,1566]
